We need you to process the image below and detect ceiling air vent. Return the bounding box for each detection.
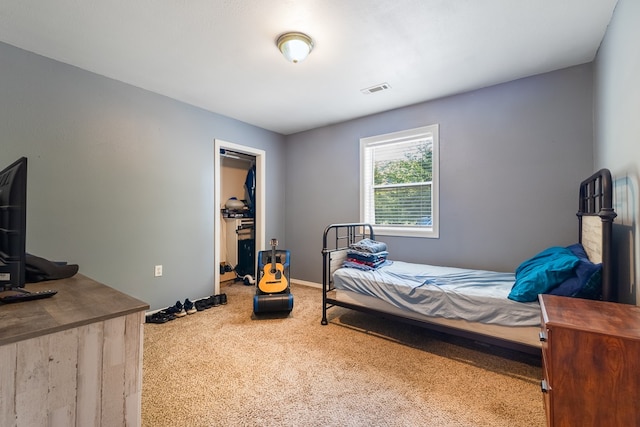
[361,83,391,95]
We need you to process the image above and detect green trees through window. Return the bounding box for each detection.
[372,139,433,226]
[361,124,439,238]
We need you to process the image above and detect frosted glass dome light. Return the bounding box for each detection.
[277,32,314,63]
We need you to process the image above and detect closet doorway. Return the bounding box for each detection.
[214,139,265,295]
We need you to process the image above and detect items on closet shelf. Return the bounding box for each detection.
[221,197,252,218]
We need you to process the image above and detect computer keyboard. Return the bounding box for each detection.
[0,289,57,303]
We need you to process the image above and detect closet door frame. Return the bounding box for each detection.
[213,139,265,295]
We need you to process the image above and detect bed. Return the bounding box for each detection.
[321,169,617,355]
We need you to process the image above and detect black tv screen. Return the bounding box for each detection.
[0,157,27,291]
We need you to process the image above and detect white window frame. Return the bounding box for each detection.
[360,124,439,238]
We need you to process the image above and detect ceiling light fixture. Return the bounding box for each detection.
[277,32,314,63]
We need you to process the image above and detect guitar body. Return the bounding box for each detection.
[258,263,288,293]
[258,239,289,294]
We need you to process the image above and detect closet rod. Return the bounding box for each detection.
[220,149,254,162]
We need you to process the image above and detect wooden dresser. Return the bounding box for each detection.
[0,274,148,427]
[538,294,640,427]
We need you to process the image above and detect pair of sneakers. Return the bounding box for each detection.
[166,299,197,318]
[146,311,175,324]
[194,293,228,311]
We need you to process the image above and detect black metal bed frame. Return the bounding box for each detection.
[320,169,617,356]
[578,168,617,302]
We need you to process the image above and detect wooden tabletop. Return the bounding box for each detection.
[540,294,640,341]
[0,274,149,346]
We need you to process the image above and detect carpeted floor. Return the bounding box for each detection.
[142,282,545,427]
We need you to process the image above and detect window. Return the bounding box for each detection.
[360,124,439,238]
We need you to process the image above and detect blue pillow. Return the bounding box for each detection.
[508,246,580,302]
[566,242,589,259]
[548,243,602,299]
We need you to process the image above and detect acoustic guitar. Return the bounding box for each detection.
[258,238,288,294]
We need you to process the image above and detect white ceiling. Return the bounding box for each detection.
[0,0,618,135]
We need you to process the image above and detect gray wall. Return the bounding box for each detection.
[285,65,595,284]
[0,38,605,307]
[594,0,640,305]
[0,42,286,310]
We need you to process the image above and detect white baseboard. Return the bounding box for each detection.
[290,278,321,289]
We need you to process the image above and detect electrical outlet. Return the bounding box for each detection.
[154,265,163,277]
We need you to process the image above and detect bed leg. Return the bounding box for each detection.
[321,304,328,325]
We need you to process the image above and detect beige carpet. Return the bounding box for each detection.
[142,282,544,427]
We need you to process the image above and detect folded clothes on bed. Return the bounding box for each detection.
[347,257,388,268]
[346,250,389,263]
[344,238,390,271]
[342,259,393,271]
[349,238,387,254]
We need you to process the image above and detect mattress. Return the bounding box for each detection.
[333,260,541,327]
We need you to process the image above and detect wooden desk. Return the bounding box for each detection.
[0,274,149,427]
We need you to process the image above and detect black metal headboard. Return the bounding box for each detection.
[577,169,617,302]
[322,223,374,294]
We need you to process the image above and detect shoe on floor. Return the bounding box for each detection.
[146,312,170,324]
[165,301,186,318]
[204,295,220,307]
[184,298,197,315]
[174,300,187,317]
[196,297,213,310]
[157,309,177,321]
[219,293,228,305]
[211,295,221,307]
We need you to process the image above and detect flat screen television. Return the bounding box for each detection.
[0,157,27,291]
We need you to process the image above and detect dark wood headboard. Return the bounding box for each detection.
[577,169,617,302]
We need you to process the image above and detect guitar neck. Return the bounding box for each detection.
[270,238,278,272]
